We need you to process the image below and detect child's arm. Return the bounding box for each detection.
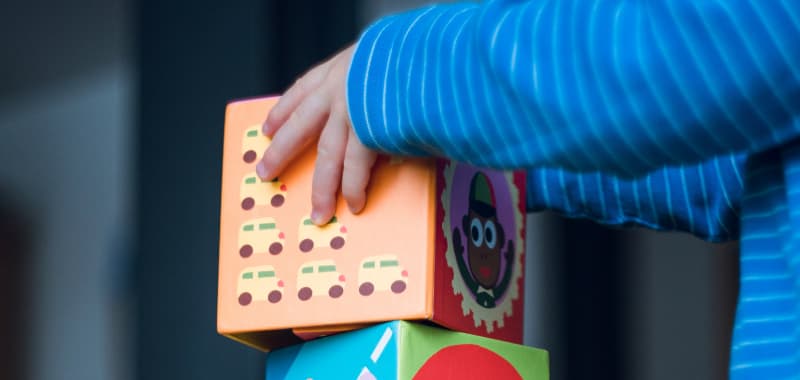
[347,1,800,176]
[260,0,799,226]
[528,153,745,242]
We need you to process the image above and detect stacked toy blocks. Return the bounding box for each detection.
[267,321,549,379]
[217,96,548,378]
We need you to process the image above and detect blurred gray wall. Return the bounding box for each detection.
[0,0,134,379]
[624,230,737,380]
[133,1,358,379]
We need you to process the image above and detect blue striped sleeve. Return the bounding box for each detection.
[346,0,800,177]
[528,153,745,242]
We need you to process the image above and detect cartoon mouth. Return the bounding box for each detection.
[479,266,491,278]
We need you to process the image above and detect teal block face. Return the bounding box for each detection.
[266,322,399,379]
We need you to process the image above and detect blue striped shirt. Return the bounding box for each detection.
[346,1,800,378]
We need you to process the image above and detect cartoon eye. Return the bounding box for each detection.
[470,218,483,247]
[484,220,497,249]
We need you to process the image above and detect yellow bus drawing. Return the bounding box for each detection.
[296,260,346,301]
[237,265,284,306]
[357,255,408,296]
[297,216,347,253]
[240,172,287,210]
[238,217,285,257]
[241,125,269,164]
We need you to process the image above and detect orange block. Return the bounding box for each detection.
[218,96,527,351]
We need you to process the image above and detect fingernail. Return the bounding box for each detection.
[311,210,325,225]
[261,121,270,135]
[348,202,363,215]
[256,161,268,179]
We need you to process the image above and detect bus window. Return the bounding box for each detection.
[319,265,337,273]
[258,271,275,278]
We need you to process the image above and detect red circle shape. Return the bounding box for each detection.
[413,344,522,380]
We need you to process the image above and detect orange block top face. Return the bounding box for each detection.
[218,97,437,348]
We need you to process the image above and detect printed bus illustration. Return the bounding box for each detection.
[237,265,284,306]
[297,216,347,253]
[296,260,346,300]
[238,217,285,258]
[241,125,269,164]
[357,255,408,296]
[240,172,287,210]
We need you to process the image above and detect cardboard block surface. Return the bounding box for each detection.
[218,97,526,350]
[265,321,549,380]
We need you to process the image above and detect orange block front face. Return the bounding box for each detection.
[218,97,526,350]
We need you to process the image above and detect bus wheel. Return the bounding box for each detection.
[298,287,312,301]
[238,292,252,306]
[268,290,282,303]
[329,285,344,298]
[269,242,282,255]
[241,197,255,210]
[330,236,345,250]
[359,282,374,296]
[243,150,257,163]
[299,239,313,253]
[391,281,406,294]
[239,244,253,258]
[270,194,285,207]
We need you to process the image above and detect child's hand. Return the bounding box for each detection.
[257,44,378,226]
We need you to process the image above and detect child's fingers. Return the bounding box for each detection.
[257,95,329,180]
[310,107,348,225]
[264,63,331,136]
[342,129,378,214]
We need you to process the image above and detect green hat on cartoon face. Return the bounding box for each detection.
[469,172,496,217]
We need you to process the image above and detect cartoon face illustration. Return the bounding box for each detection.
[297,216,347,253]
[240,172,287,210]
[465,210,503,288]
[452,172,515,309]
[241,125,269,164]
[296,260,346,300]
[357,255,408,296]
[238,217,285,258]
[237,265,284,306]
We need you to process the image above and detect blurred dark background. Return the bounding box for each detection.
[0,0,738,379]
